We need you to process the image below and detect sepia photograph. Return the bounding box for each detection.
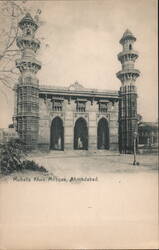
[0,0,158,249]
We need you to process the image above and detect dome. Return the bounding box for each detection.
[18,13,38,30]
[123,29,133,37]
[120,29,136,44]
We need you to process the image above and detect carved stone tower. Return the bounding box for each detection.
[116,29,140,153]
[15,13,41,150]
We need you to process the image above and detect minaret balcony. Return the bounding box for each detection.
[18,13,38,33]
[16,37,40,53]
[117,50,139,63]
[16,57,41,74]
[116,69,140,81]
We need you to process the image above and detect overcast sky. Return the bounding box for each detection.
[0,0,158,128]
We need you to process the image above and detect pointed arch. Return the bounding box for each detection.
[74,117,88,150]
[50,116,64,150]
[97,118,109,149]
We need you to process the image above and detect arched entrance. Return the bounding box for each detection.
[97,118,109,149]
[50,117,64,150]
[74,118,88,150]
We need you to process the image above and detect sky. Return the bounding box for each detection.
[0,0,158,128]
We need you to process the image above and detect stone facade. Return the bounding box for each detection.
[0,128,18,144]
[14,14,140,153]
[137,122,158,154]
[38,83,119,151]
[138,122,158,146]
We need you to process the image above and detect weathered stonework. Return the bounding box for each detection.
[38,83,119,151]
[14,14,140,153]
[15,13,41,150]
[117,29,140,153]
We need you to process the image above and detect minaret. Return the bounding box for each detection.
[116,29,140,153]
[15,13,41,150]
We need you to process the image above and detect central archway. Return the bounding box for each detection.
[74,118,88,150]
[50,117,64,150]
[97,118,109,149]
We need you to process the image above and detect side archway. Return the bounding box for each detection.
[97,118,109,149]
[50,117,64,150]
[74,118,88,150]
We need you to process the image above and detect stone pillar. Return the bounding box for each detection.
[109,102,119,150]
[64,99,74,150]
[88,101,97,150]
[38,98,50,151]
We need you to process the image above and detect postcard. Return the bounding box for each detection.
[0,0,158,249]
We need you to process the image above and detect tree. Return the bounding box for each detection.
[0,138,47,175]
[0,1,23,90]
[0,0,42,92]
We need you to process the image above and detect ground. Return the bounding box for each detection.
[0,152,158,249]
[30,151,158,176]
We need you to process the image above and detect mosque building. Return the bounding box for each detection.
[13,13,140,153]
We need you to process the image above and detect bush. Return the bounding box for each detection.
[22,160,47,172]
[0,138,47,175]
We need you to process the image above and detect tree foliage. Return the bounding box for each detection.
[0,1,24,90]
[0,138,47,175]
[0,0,42,91]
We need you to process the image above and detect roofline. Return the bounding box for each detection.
[39,85,119,99]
